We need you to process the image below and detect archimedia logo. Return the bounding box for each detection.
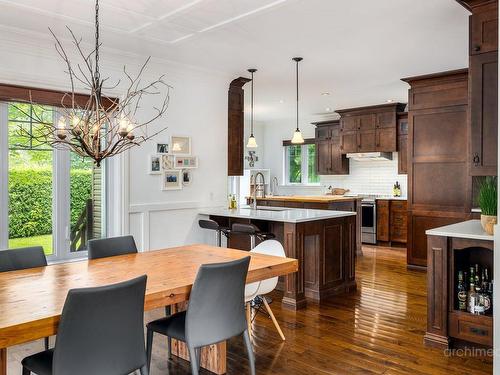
[444,347,494,357]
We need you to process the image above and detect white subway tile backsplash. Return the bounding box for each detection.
[277,153,408,197]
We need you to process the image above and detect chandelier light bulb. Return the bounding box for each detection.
[56,117,67,140]
[71,115,82,136]
[118,115,130,137]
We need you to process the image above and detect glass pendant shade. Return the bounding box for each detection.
[247,134,258,148]
[291,129,305,144]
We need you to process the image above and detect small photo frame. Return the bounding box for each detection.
[182,170,192,186]
[161,154,175,170]
[156,143,169,154]
[148,154,162,175]
[171,136,191,156]
[174,156,198,169]
[161,169,182,191]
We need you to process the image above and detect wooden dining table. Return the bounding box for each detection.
[0,244,298,375]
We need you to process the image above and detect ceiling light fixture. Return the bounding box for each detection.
[247,68,258,148]
[321,92,331,96]
[16,0,170,167]
[291,57,305,144]
[325,107,332,112]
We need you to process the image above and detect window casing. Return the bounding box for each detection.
[283,143,320,185]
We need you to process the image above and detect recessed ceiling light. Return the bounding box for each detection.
[321,92,331,96]
[325,107,332,112]
[279,99,285,104]
[386,99,394,103]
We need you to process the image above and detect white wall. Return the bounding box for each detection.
[261,117,408,197]
[0,30,232,251]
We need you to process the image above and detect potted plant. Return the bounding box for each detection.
[478,176,497,235]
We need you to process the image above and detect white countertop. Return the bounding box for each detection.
[426,220,493,241]
[199,206,356,223]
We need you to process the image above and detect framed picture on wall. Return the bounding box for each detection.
[161,169,182,191]
[170,136,191,156]
[161,154,175,170]
[156,143,169,154]
[148,154,162,175]
[174,156,198,169]
[182,170,192,186]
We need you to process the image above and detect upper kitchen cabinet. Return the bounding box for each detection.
[227,77,251,176]
[397,112,409,174]
[313,120,349,175]
[458,0,498,54]
[337,103,406,154]
[458,0,499,176]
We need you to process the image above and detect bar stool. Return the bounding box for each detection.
[199,219,231,247]
[231,223,275,250]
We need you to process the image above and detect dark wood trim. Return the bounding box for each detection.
[335,102,406,115]
[0,83,117,110]
[401,69,469,85]
[282,138,315,146]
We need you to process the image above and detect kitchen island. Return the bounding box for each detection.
[199,207,357,309]
[248,195,363,254]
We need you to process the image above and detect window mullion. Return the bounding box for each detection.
[0,103,8,249]
[302,145,308,184]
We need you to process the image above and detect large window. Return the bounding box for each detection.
[0,101,107,261]
[284,142,320,185]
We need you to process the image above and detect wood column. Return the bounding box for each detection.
[282,222,307,310]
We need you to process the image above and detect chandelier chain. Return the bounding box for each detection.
[95,0,100,82]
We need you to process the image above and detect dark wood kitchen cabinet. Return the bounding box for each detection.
[313,120,349,175]
[397,112,409,174]
[376,200,390,242]
[227,77,251,176]
[457,0,498,54]
[337,103,406,154]
[402,69,471,269]
[377,199,408,244]
[458,0,499,176]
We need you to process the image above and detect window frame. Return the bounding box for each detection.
[283,139,320,186]
[0,102,110,262]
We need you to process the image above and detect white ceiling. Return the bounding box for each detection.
[0,0,470,120]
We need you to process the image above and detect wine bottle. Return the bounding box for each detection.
[457,271,467,311]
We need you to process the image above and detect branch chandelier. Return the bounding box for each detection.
[16,0,171,167]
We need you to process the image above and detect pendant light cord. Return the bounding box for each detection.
[251,70,254,136]
[296,59,299,131]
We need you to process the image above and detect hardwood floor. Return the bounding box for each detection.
[6,246,493,374]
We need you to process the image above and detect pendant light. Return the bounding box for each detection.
[247,68,258,148]
[291,57,305,144]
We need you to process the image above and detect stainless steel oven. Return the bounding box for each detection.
[361,200,376,244]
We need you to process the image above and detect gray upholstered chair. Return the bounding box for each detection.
[146,256,255,375]
[21,275,149,375]
[0,246,47,272]
[87,235,137,260]
[0,246,50,350]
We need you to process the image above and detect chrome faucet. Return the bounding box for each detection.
[253,172,265,209]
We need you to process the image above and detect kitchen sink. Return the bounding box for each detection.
[241,206,290,212]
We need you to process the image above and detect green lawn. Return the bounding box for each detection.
[8,234,53,255]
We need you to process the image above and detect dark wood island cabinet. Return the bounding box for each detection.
[200,207,357,310]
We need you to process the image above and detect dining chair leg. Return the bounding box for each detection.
[246,302,252,336]
[188,346,199,375]
[243,330,256,375]
[165,305,171,316]
[262,298,285,341]
[139,365,149,375]
[22,367,30,375]
[44,336,49,350]
[146,329,153,370]
[167,337,172,359]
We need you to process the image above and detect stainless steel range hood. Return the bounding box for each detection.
[346,152,393,161]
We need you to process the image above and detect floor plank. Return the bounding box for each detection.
[6,246,493,374]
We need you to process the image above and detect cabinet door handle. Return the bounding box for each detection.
[473,153,480,166]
